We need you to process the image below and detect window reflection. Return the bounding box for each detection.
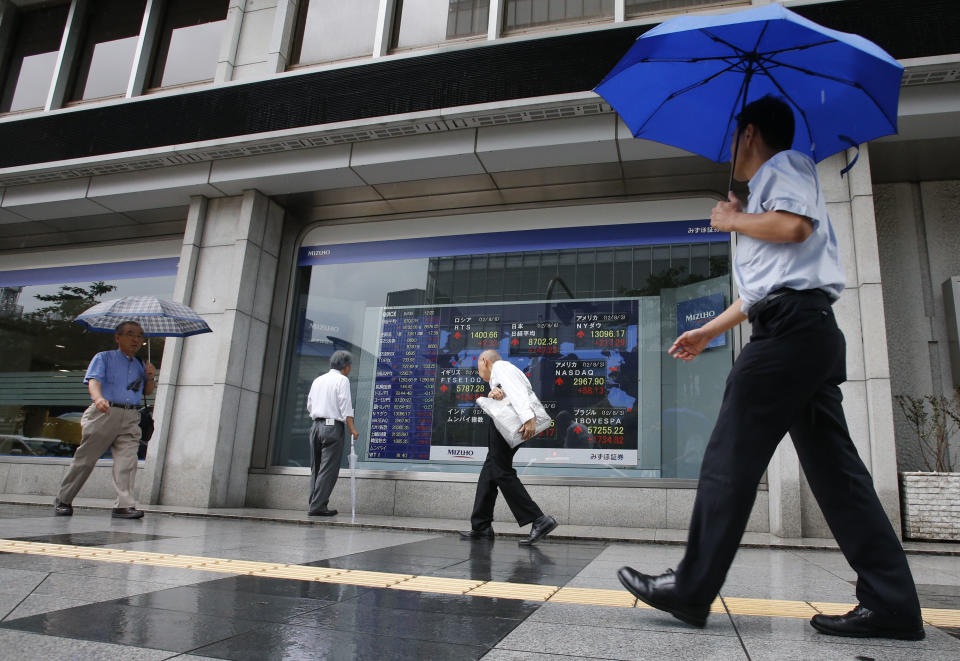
[291,0,380,66]
[0,2,70,113]
[149,0,228,89]
[70,0,146,102]
[274,231,732,480]
[0,270,175,460]
[393,0,489,51]
[503,0,613,34]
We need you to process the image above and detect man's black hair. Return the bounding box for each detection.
[735,95,795,152]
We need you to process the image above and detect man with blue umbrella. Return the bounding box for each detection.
[616,95,923,641]
[54,321,156,519]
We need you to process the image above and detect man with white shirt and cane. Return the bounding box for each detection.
[305,350,359,517]
[459,349,558,545]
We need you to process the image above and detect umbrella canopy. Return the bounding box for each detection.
[595,4,903,167]
[74,296,211,338]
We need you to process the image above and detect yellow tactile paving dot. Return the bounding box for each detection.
[3,538,960,627]
[391,577,485,594]
[549,587,637,607]
[921,608,960,628]
[809,601,858,616]
[467,581,559,601]
[722,597,818,618]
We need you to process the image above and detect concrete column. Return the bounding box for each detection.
[266,0,298,73]
[216,0,247,83]
[141,190,283,507]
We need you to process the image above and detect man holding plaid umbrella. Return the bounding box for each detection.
[53,321,155,519]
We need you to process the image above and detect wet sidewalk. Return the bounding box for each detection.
[0,501,958,660]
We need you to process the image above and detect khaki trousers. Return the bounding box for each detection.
[57,403,141,508]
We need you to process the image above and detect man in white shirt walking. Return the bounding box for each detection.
[305,350,358,516]
[617,95,922,642]
[459,349,558,545]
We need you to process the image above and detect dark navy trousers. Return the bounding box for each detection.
[674,290,921,619]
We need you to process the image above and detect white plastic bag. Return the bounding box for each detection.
[476,395,552,448]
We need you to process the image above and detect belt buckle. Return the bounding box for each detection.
[324,418,336,426]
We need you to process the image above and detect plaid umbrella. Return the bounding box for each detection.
[75,296,211,337]
[75,296,212,362]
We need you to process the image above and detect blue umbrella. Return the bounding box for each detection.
[595,4,903,185]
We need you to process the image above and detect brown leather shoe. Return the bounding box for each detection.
[111,507,144,519]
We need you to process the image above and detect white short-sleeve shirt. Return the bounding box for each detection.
[734,149,845,314]
[306,369,354,421]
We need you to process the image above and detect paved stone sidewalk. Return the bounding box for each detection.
[0,503,957,660]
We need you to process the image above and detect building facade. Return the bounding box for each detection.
[0,0,957,538]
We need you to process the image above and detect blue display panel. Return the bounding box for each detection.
[369,299,639,466]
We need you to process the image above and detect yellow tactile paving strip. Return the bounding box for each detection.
[2,539,958,628]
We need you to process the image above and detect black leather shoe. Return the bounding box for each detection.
[53,499,73,516]
[617,567,709,628]
[810,605,924,640]
[458,527,494,540]
[519,514,557,546]
[308,508,338,516]
[111,507,144,519]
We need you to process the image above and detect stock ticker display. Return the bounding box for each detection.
[369,300,639,465]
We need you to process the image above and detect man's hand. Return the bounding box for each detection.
[489,386,504,400]
[710,192,743,232]
[144,362,156,381]
[668,328,712,362]
[519,418,537,441]
[94,397,110,413]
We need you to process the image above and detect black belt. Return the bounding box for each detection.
[749,287,827,322]
[109,402,140,410]
[313,418,343,425]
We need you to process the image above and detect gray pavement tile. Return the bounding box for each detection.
[58,563,227,587]
[0,568,49,596]
[481,650,612,660]
[742,637,958,660]
[2,593,95,621]
[0,553,100,572]
[494,621,748,660]
[0,628,175,661]
[192,622,489,660]
[719,577,859,603]
[529,602,737,635]
[731,614,960,651]
[0,591,25,618]
[28,572,171,602]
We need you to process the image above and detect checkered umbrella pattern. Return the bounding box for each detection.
[74,296,212,337]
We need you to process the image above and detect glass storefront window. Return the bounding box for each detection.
[291,0,380,66]
[0,2,70,113]
[149,0,228,89]
[69,0,146,102]
[393,0,490,51]
[503,0,613,34]
[274,207,734,479]
[0,259,177,459]
[625,0,741,19]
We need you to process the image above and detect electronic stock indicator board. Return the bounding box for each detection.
[369,299,639,466]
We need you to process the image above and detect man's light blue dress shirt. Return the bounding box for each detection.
[734,149,846,314]
[84,350,146,405]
